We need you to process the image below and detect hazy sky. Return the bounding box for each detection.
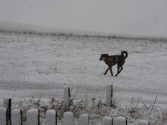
[0,0,167,36]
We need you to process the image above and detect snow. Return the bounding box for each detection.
[0,1,167,124]
[27,109,39,125]
[64,86,70,111]
[63,112,74,125]
[102,116,113,125]
[0,30,167,124]
[0,32,167,107]
[80,114,89,125]
[3,98,11,109]
[12,109,22,125]
[0,107,6,125]
[114,116,126,125]
[46,110,57,125]
[138,120,148,125]
[106,85,113,106]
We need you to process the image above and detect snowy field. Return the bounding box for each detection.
[0,30,167,105]
[1,0,167,124]
[0,30,167,124]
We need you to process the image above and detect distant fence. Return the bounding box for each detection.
[0,85,149,125]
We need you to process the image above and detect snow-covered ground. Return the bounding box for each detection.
[1,1,167,124]
[0,31,167,109]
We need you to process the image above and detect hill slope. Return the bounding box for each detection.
[0,31,167,107]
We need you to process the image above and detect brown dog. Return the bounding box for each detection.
[99,51,128,76]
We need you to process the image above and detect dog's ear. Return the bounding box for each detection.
[101,54,108,56]
[121,50,127,53]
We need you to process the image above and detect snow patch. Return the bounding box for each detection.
[80,114,89,125]
[27,109,39,125]
[46,110,57,125]
[102,116,113,125]
[12,109,22,125]
[63,112,74,125]
[114,116,126,125]
[0,107,6,125]
[138,120,148,125]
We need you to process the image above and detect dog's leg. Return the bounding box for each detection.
[119,66,123,74]
[115,65,120,76]
[109,63,113,76]
[115,66,123,76]
[109,65,113,76]
[104,67,110,75]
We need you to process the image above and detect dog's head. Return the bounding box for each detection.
[99,54,109,61]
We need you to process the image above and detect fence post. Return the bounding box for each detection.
[12,109,22,125]
[27,109,39,125]
[63,112,74,125]
[102,116,113,125]
[0,107,6,125]
[113,116,127,125]
[106,85,113,107]
[64,86,71,112]
[80,114,89,125]
[46,110,57,125]
[3,98,11,125]
[138,120,149,125]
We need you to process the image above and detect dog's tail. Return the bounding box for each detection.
[121,51,128,59]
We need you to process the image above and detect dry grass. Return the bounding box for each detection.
[10,87,167,125]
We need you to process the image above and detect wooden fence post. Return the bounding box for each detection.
[80,114,89,125]
[138,120,149,125]
[63,112,74,125]
[46,110,57,125]
[3,98,11,125]
[12,109,22,125]
[102,116,113,125]
[106,85,113,107]
[113,116,127,125]
[27,109,39,125]
[0,107,6,125]
[63,86,71,112]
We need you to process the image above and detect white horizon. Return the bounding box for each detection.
[0,0,167,37]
